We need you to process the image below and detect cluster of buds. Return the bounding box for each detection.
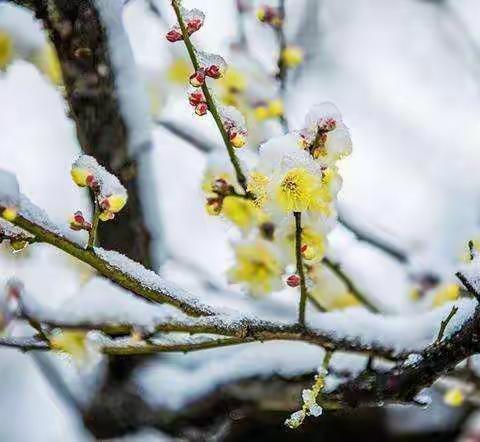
[205,177,233,216]
[189,64,224,88]
[256,5,283,27]
[188,89,208,116]
[69,211,92,232]
[71,155,128,224]
[166,8,205,42]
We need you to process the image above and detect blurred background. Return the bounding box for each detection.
[0,0,480,440]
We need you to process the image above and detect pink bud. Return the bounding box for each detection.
[189,69,206,87]
[188,90,205,106]
[166,28,183,43]
[195,102,208,116]
[73,211,85,225]
[206,65,221,79]
[186,18,203,34]
[286,274,300,288]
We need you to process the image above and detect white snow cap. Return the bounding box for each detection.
[0,169,20,209]
[72,155,127,201]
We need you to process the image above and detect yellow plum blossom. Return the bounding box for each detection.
[228,240,283,296]
[247,172,270,208]
[275,168,329,213]
[222,196,265,230]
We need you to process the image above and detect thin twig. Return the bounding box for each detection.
[436,305,459,342]
[456,271,480,302]
[337,214,408,263]
[294,212,308,325]
[87,200,100,250]
[323,257,379,313]
[171,0,248,190]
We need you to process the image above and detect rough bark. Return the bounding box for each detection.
[28,0,153,267]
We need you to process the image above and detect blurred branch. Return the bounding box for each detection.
[156,120,217,153]
[337,214,408,263]
[323,257,379,312]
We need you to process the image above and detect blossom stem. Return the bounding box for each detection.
[276,0,289,133]
[87,200,100,250]
[295,211,308,325]
[171,0,248,191]
[322,257,379,313]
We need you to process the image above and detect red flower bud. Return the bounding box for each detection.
[186,18,203,34]
[189,69,206,87]
[195,102,208,116]
[205,64,221,79]
[166,28,183,43]
[188,90,205,106]
[73,211,85,225]
[286,274,301,288]
[213,178,229,194]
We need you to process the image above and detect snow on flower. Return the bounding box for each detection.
[71,155,127,222]
[196,50,227,79]
[218,104,248,148]
[300,102,352,166]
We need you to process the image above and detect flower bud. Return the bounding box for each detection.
[10,239,28,253]
[188,90,205,106]
[99,211,115,222]
[256,6,282,27]
[286,274,300,287]
[281,46,304,68]
[301,244,318,261]
[1,207,17,222]
[71,167,93,187]
[205,64,222,79]
[230,132,246,148]
[69,211,91,231]
[166,28,183,43]
[100,194,127,213]
[186,18,203,34]
[206,197,222,216]
[267,99,284,117]
[195,102,208,116]
[212,178,230,194]
[189,69,206,87]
